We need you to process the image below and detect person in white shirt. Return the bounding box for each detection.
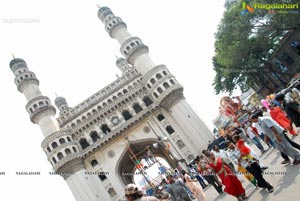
[245,122,266,154]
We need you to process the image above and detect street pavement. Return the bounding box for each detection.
[201,135,300,201]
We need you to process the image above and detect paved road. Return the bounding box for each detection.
[201,135,300,201]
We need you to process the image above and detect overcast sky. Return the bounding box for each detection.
[0,0,238,200]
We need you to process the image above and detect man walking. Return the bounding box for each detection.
[166,174,192,201]
[250,112,300,165]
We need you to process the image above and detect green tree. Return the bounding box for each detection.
[213,0,300,94]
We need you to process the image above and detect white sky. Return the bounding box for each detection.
[0,0,240,200]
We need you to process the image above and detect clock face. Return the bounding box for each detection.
[111,117,119,125]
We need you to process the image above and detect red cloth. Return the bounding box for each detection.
[210,158,245,197]
[236,139,250,155]
[270,107,296,135]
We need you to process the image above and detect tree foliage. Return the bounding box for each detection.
[213,0,300,95]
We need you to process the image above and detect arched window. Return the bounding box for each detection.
[90,131,100,142]
[166,125,175,135]
[92,109,97,114]
[79,138,90,149]
[150,78,156,84]
[67,137,72,142]
[163,82,170,89]
[153,92,158,99]
[71,123,76,128]
[170,79,175,85]
[156,73,162,80]
[51,142,58,149]
[157,87,163,94]
[38,101,44,106]
[59,138,66,144]
[98,172,107,181]
[123,89,128,94]
[122,110,133,120]
[65,148,71,155]
[57,152,64,160]
[162,71,167,76]
[133,103,143,114]
[143,96,153,106]
[46,146,51,152]
[147,83,151,89]
[91,159,99,167]
[157,114,165,121]
[72,147,77,152]
[52,157,57,164]
[101,124,111,134]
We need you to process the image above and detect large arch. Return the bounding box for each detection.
[116,138,177,185]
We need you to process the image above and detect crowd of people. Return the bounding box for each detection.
[123,87,300,201]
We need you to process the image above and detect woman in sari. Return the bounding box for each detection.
[181,170,206,201]
[205,151,247,201]
[270,105,297,135]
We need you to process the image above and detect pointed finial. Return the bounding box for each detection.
[11,53,16,59]
[97,4,101,8]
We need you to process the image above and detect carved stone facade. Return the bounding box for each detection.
[9,5,214,201]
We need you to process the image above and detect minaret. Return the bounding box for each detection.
[54,96,72,115]
[97,6,214,157]
[10,57,107,201]
[115,57,134,75]
[97,6,155,75]
[9,57,59,137]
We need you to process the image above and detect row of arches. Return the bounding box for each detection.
[16,72,35,84]
[153,79,177,99]
[147,70,169,89]
[70,95,153,134]
[51,146,78,165]
[28,99,50,113]
[46,136,72,153]
[69,86,146,128]
[78,99,153,150]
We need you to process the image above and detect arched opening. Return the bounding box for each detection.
[59,138,66,144]
[57,152,64,160]
[91,159,99,167]
[65,148,72,155]
[157,87,163,94]
[101,124,111,134]
[51,142,58,149]
[90,131,100,142]
[163,82,170,89]
[166,125,175,135]
[150,78,156,84]
[79,138,90,150]
[157,114,165,121]
[143,96,153,106]
[122,110,133,121]
[98,172,108,181]
[156,73,162,80]
[133,103,143,114]
[116,139,177,187]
